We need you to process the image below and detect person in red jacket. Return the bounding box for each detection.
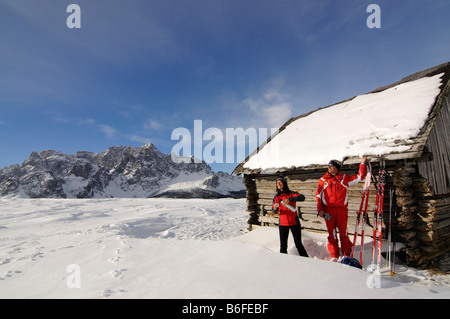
[316,157,367,261]
[272,176,308,257]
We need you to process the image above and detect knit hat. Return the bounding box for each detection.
[328,159,342,171]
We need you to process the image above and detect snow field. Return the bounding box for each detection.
[0,197,448,299]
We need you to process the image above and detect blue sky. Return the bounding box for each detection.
[0,0,449,173]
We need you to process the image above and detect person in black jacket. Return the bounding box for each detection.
[272,175,309,257]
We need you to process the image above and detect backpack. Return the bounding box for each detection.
[341,257,362,269]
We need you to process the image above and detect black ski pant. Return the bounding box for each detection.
[279,218,309,257]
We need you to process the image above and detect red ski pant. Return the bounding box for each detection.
[324,206,352,258]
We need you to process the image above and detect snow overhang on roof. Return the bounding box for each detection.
[234,63,450,175]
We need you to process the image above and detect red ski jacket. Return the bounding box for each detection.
[272,191,305,226]
[316,163,367,212]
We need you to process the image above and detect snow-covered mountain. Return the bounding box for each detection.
[0,143,245,199]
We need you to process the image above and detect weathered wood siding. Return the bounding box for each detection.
[418,91,450,196]
[395,159,450,268]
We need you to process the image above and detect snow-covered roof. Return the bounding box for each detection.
[234,62,450,174]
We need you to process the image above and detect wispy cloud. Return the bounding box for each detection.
[127,134,152,144]
[78,118,119,139]
[144,119,163,131]
[77,117,154,144]
[204,78,294,132]
[97,124,118,139]
[241,89,293,129]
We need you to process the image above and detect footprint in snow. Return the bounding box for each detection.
[108,249,122,263]
[102,288,127,298]
[110,268,127,279]
[0,269,22,280]
[108,256,120,263]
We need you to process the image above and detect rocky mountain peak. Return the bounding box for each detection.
[0,144,244,199]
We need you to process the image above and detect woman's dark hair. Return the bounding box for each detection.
[276,175,290,194]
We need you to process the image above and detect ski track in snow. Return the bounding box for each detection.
[0,197,449,298]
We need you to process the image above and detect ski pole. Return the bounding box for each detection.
[351,193,365,258]
[388,187,393,271]
[390,188,397,277]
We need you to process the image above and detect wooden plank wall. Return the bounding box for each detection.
[408,169,450,267]
[418,92,450,195]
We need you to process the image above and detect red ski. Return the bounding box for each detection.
[350,162,372,265]
[375,161,386,273]
[369,162,383,271]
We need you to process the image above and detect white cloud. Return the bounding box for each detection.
[78,118,119,139]
[262,102,293,128]
[144,119,162,130]
[78,117,153,144]
[98,124,118,139]
[128,134,152,144]
[240,89,293,129]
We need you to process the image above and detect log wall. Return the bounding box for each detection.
[417,91,450,195]
[398,160,450,268]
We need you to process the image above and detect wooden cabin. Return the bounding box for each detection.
[234,62,450,269]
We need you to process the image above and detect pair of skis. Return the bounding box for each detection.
[350,162,372,266]
[369,161,386,273]
[350,161,387,270]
